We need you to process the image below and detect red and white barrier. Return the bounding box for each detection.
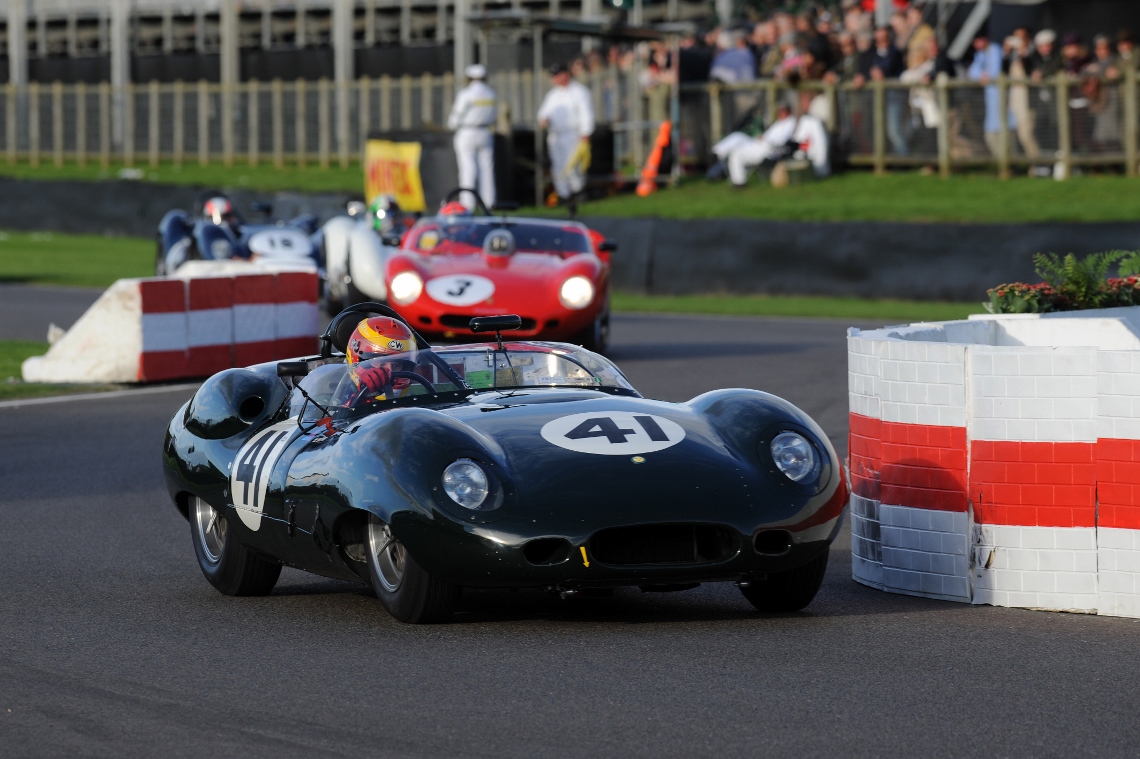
[23,267,319,384]
[849,308,1140,617]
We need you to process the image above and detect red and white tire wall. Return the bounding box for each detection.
[850,308,1140,617]
[22,266,319,384]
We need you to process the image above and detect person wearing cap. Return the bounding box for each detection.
[1028,29,1060,81]
[447,63,497,210]
[537,63,595,207]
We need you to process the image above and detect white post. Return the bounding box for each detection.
[453,0,471,84]
[220,0,238,87]
[8,0,28,86]
[110,0,130,149]
[715,0,732,26]
[332,0,352,165]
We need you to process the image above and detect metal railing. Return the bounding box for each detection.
[684,68,1140,178]
[0,68,663,172]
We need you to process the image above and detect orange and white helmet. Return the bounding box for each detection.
[345,316,416,367]
[203,196,235,225]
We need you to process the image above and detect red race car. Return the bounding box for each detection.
[384,197,614,352]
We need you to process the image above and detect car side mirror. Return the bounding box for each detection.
[598,241,617,253]
[251,201,273,217]
[277,360,312,378]
[491,201,520,213]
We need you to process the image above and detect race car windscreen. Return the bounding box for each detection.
[435,343,636,393]
[314,350,469,417]
[407,221,592,255]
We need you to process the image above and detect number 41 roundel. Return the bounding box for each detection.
[540,412,686,455]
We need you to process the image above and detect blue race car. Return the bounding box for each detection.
[156,190,324,276]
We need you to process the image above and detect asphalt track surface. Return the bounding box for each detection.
[4,302,1140,757]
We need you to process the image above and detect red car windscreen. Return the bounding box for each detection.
[407,222,591,255]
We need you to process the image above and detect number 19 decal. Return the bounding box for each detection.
[540,412,685,455]
[230,421,296,531]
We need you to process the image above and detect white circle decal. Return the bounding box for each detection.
[425,274,495,306]
[540,412,686,455]
[248,229,312,259]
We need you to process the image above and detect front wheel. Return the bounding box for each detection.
[739,549,829,612]
[576,307,610,354]
[366,516,460,624]
[190,496,281,596]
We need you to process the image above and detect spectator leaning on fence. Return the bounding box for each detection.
[968,32,1017,158]
[1028,29,1061,81]
[447,64,497,210]
[865,26,907,156]
[1004,31,1040,160]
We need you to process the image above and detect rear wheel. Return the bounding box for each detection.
[366,516,460,624]
[190,496,281,596]
[739,550,829,612]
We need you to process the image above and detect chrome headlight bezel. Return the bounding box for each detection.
[389,270,424,305]
[441,458,491,510]
[769,431,818,483]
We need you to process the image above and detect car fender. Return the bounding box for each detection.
[347,223,390,301]
[195,222,244,261]
[158,210,195,271]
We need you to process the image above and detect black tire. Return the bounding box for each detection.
[366,516,460,624]
[190,496,281,596]
[739,549,829,612]
[576,306,610,354]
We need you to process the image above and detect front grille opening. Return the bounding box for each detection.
[418,316,432,325]
[440,314,537,331]
[754,530,793,556]
[544,319,560,330]
[589,524,734,566]
[523,537,573,566]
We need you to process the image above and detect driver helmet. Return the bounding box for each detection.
[345,316,416,368]
[438,201,471,218]
[203,196,236,226]
[368,194,401,234]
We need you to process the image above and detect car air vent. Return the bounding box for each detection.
[523,537,573,566]
[589,524,734,566]
[440,314,536,331]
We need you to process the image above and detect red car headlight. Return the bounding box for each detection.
[559,276,594,310]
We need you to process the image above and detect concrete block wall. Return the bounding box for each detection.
[848,306,1140,617]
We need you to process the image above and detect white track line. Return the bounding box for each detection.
[0,382,201,410]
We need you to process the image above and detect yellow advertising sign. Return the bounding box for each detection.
[364,140,427,212]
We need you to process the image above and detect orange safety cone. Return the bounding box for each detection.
[636,120,672,197]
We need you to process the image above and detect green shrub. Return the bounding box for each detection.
[987,250,1140,314]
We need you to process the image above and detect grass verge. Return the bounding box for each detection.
[612,292,984,322]
[570,172,1140,224]
[0,161,363,195]
[0,230,153,288]
[0,340,119,401]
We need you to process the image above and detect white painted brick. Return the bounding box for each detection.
[1007,591,1042,608]
[919,572,943,595]
[1098,569,1135,594]
[1057,398,1095,420]
[944,576,970,599]
[1037,419,1075,441]
[927,384,951,406]
[1100,593,1140,618]
[1072,419,1098,441]
[1020,398,1054,420]
[1022,572,1057,593]
[1099,527,1139,550]
[915,405,940,425]
[1120,418,1140,440]
[1099,351,1132,373]
[948,385,966,408]
[879,360,898,381]
[887,341,907,360]
[1038,550,1076,572]
[919,531,943,553]
[852,554,884,590]
[883,567,921,592]
[1131,351,1140,373]
[1005,548,1041,571]
[976,375,1007,398]
[971,351,994,375]
[937,363,965,384]
[972,418,1007,440]
[1020,353,1054,376]
[1100,395,1132,418]
[942,532,968,556]
[930,552,957,576]
[1115,549,1140,573]
[916,362,939,383]
[1056,572,1098,595]
[1006,375,1037,398]
[939,406,966,426]
[1072,375,1099,398]
[1055,528,1097,551]
[906,384,929,404]
[1020,527,1057,549]
[1036,376,1073,398]
[896,403,917,424]
[1053,351,1096,376]
[904,342,928,361]
[1098,372,1114,395]
[1074,550,1099,574]
[993,352,1021,376]
[1113,373,1140,396]
[991,398,1020,418]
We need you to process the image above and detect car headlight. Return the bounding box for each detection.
[210,238,233,259]
[442,459,489,510]
[390,271,423,305]
[770,432,816,482]
[559,276,594,310]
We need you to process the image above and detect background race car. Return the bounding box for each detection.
[156,189,324,277]
[385,191,615,353]
[320,195,413,315]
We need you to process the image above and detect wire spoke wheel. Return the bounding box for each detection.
[194,497,227,565]
[368,521,406,593]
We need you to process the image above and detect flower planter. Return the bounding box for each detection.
[848,306,1140,616]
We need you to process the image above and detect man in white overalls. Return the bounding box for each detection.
[447,64,497,210]
[537,63,595,209]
